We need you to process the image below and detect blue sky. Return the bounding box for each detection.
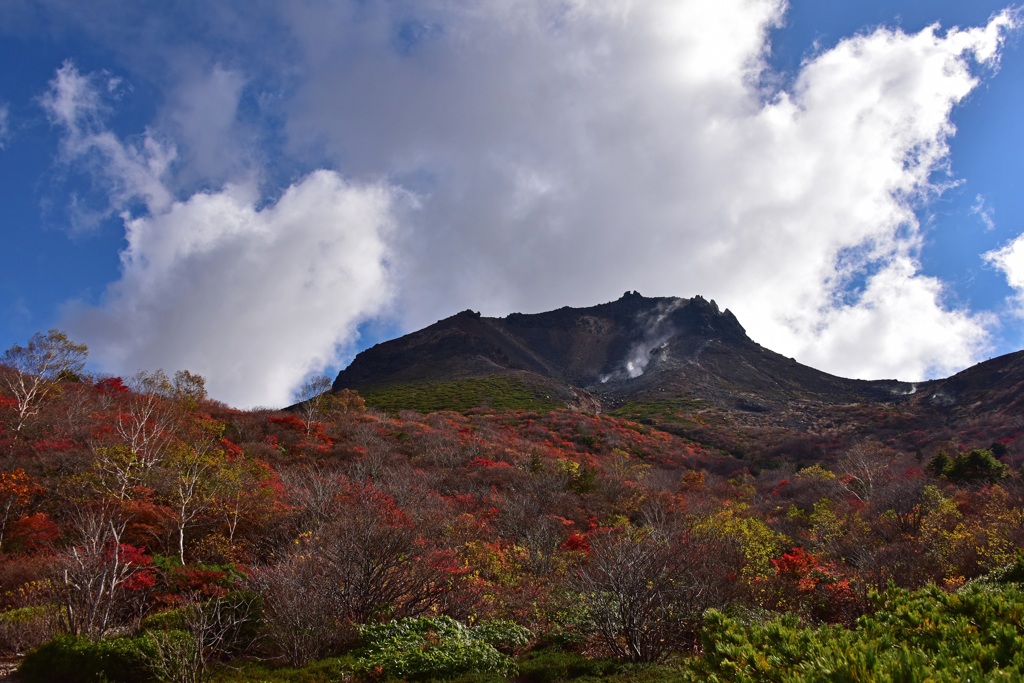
[0,1,1022,407]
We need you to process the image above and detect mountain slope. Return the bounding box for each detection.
[332,292,1024,461]
[333,292,915,410]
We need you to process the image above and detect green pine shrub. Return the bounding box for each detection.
[692,581,1024,682]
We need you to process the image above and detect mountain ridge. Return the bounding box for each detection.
[333,292,922,410]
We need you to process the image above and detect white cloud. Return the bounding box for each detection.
[281,1,1015,381]
[161,65,251,187]
[47,62,399,408]
[64,172,398,408]
[792,257,993,379]
[985,233,1024,314]
[41,60,176,219]
[972,194,996,231]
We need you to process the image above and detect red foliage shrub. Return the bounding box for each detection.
[32,438,76,452]
[113,543,157,591]
[768,546,865,624]
[163,565,232,600]
[9,513,59,552]
[220,437,244,459]
[561,532,591,554]
[469,457,514,469]
[94,377,130,395]
[268,415,306,433]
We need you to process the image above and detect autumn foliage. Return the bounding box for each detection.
[2,331,1024,680]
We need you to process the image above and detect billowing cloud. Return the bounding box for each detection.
[792,258,994,379]
[279,1,1015,382]
[64,173,398,408]
[46,62,398,408]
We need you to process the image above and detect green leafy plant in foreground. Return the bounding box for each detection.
[693,579,1024,682]
[352,616,532,680]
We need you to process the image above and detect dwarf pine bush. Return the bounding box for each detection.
[693,580,1024,682]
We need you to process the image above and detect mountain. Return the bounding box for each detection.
[333,292,907,408]
[332,292,1024,460]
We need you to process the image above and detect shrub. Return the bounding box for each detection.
[146,629,201,683]
[0,604,59,654]
[140,605,190,631]
[143,591,262,683]
[515,647,624,683]
[18,634,157,683]
[928,448,1007,484]
[469,618,532,653]
[254,553,344,666]
[352,616,530,679]
[693,581,1024,682]
[360,376,562,414]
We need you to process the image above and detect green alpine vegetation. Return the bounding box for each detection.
[358,375,564,414]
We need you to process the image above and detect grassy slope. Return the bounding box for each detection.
[359,375,565,414]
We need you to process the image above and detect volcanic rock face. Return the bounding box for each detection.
[332,292,924,412]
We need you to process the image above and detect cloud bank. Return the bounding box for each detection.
[39,1,1023,405]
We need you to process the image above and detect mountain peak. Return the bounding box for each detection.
[333,294,759,407]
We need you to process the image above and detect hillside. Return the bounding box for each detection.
[2,326,1024,680]
[334,293,1024,465]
